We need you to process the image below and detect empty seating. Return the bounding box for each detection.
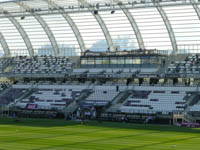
[190,105,200,112]
[189,100,200,112]
[1,82,200,115]
[15,85,86,110]
[121,90,187,114]
[167,54,200,75]
[85,86,119,106]
[2,56,72,75]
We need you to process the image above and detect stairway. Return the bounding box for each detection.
[15,89,34,103]
[0,86,12,96]
[176,93,200,123]
[9,84,37,108]
[105,90,131,113]
[186,93,199,107]
[183,113,196,123]
[64,89,92,117]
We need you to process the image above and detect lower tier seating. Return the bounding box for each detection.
[120,89,190,114]
[84,86,119,106]
[0,83,199,114]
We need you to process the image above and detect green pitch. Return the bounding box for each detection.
[0,117,200,150]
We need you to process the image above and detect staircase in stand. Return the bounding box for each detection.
[12,84,37,105]
[64,89,92,117]
[0,86,12,97]
[105,90,131,113]
[182,91,200,123]
[183,113,196,123]
[185,92,199,107]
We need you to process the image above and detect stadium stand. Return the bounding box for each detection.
[2,0,200,127]
[0,52,200,124]
[0,83,196,113]
[0,79,200,124]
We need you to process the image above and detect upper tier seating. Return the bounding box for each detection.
[167,54,200,75]
[3,56,72,75]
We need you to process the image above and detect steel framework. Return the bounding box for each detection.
[0,0,199,56]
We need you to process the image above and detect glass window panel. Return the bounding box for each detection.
[81,58,87,65]
[96,58,103,65]
[110,57,118,64]
[125,57,133,64]
[133,57,141,64]
[88,58,95,64]
[102,57,109,64]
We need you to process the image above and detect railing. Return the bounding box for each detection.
[183,113,196,123]
[177,44,200,54]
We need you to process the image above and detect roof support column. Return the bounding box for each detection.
[191,1,200,28]
[78,0,115,51]
[156,4,178,55]
[43,0,86,53]
[114,0,145,49]
[0,32,10,56]
[18,2,60,56]
[0,8,34,56]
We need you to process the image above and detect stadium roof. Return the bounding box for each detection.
[0,0,200,56]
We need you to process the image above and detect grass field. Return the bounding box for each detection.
[0,118,200,150]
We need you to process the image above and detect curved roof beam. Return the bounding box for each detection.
[0,32,10,56]
[191,1,200,26]
[18,2,60,56]
[78,0,115,51]
[156,4,178,55]
[114,0,145,50]
[43,0,86,53]
[0,8,34,56]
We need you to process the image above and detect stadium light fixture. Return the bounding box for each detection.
[20,16,25,20]
[94,10,98,15]
[111,10,115,14]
